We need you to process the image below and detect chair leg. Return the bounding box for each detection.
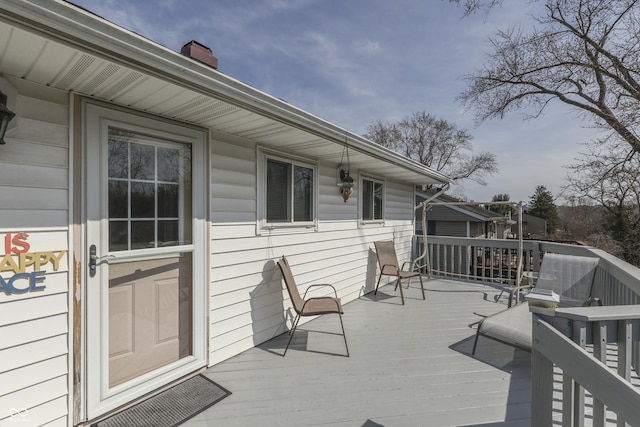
[419,274,425,300]
[472,319,485,355]
[397,277,405,305]
[374,273,383,295]
[284,314,301,357]
[338,313,349,357]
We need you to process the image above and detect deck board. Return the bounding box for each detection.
[183,279,532,426]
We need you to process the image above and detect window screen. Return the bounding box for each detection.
[362,178,383,221]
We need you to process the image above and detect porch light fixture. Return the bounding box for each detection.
[338,135,354,202]
[0,90,16,145]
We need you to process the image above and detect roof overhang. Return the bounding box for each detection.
[0,0,452,186]
[416,191,504,222]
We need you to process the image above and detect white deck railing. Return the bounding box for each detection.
[413,236,640,306]
[532,307,640,426]
[413,236,640,425]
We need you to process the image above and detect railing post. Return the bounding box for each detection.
[531,242,540,274]
[531,316,554,426]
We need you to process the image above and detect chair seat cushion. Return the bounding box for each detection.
[300,297,343,316]
[398,270,421,278]
[478,303,532,350]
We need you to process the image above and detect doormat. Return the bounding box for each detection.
[92,375,231,427]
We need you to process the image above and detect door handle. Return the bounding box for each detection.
[89,244,97,277]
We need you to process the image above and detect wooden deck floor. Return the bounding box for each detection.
[184,279,533,427]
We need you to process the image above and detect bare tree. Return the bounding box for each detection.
[449,0,504,16]
[365,111,498,185]
[564,137,640,265]
[457,0,640,153]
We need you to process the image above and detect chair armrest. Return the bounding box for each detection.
[301,296,341,312]
[508,285,533,308]
[400,261,416,272]
[381,263,400,275]
[303,283,339,299]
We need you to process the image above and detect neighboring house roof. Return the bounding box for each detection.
[0,0,452,187]
[416,190,504,222]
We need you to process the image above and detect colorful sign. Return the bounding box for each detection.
[0,232,67,295]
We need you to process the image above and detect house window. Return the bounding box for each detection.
[258,150,317,231]
[362,177,384,221]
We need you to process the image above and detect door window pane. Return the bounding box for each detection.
[131,220,154,249]
[157,147,181,182]
[109,181,128,218]
[158,184,179,218]
[158,220,179,245]
[109,221,128,252]
[108,135,129,179]
[131,182,155,218]
[130,143,155,180]
[107,129,192,251]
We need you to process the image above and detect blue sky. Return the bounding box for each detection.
[71,0,600,203]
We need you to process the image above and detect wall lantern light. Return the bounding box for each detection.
[338,168,354,202]
[0,90,16,145]
[338,134,354,202]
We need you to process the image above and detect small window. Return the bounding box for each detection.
[362,177,384,221]
[259,150,316,231]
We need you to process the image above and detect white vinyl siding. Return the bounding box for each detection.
[0,79,70,427]
[208,136,416,365]
[434,221,470,237]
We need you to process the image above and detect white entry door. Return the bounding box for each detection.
[84,102,207,419]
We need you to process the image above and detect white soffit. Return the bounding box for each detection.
[0,0,452,186]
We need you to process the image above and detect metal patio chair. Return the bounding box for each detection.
[472,253,600,355]
[374,240,425,305]
[276,256,349,357]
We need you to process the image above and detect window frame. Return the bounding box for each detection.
[359,174,385,225]
[257,147,318,233]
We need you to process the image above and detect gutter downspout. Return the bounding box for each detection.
[414,183,450,279]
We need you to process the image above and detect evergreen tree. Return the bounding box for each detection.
[529,186,559,236]
[488,194,514,216]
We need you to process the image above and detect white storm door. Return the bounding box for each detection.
[84,103,207,419]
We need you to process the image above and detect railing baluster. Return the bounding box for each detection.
[573,320,587,427]
[562,374,574,427]
[593,321,607,427]
[617,319,633,427]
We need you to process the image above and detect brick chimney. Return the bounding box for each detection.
[180,40,218,69]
